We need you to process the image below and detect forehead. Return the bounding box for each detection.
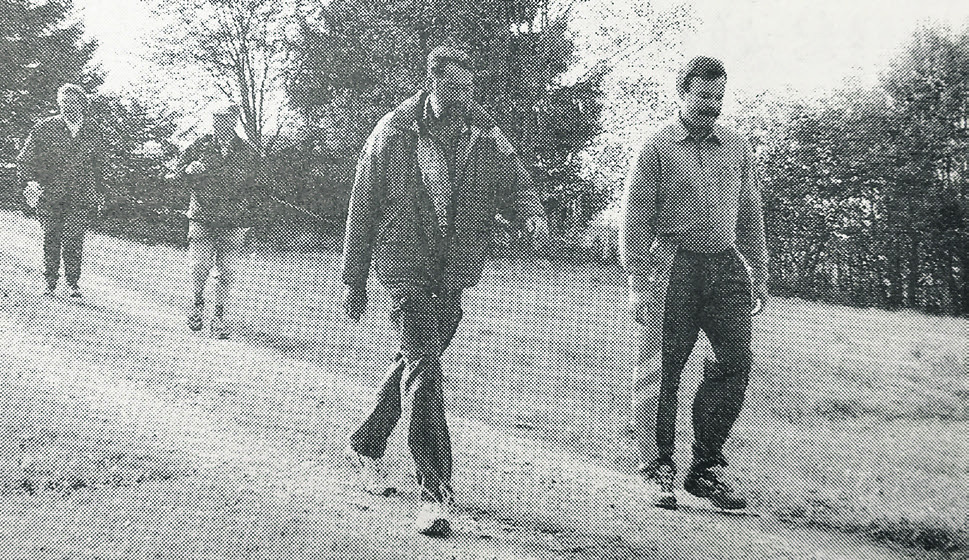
[687,76,726,95]
[437,63,473,84]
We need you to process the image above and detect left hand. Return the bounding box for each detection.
[526,216,551,254]
[751,282,768,316]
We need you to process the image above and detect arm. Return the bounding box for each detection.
[341,117,388,290]
[619,141,660,294]
[736,143,769,308]
[492,128,549,252]
[16,123,43,185]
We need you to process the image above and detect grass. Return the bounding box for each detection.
[0,210,964,558]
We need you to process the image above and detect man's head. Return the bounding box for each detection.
[212,103,240,147]
[676,56,727,132]
[427,46,474,117]
[57,84,88,121]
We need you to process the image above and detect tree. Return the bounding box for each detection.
[285,0,609,234]
[0,0,100,159]
[145,0,300,149]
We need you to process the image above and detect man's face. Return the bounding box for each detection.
[680,76,726,131]
[213,114,235,146]
[430,63,474,116]
[58,92,86,120]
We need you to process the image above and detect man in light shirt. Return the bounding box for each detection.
[620,56,768,511]
[18,84,106,298]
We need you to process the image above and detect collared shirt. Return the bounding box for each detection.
[620,115,768,288]
[419,95,470,234]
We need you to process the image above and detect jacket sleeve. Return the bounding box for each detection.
[92,127,107,197]
[736,142,768,290]
[16,122,44,185]
[493,127,544,222]
[619,141,660,292]
[341,116,390,288]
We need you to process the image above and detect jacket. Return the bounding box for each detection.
[177,134,260,228]
[16,115,106,216]
[341,92,545,292]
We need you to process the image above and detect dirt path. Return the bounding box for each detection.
[0,212,935,559]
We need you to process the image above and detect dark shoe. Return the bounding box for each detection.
[43,284,56,297]
[684,466,748,510]
[187,303,204,332]
[67,284,82,298]
[640,459,677,510]
[209,315,230,339]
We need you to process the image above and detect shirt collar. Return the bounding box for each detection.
[673,114,722,145]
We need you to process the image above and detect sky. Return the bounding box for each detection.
[75,0,969,101]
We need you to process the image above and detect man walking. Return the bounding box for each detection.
[341,45,550,536]
[177,103,260,339]
[17,84,105,297]
[619,56,768,511]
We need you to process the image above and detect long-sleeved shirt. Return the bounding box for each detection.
[619,117,768,290]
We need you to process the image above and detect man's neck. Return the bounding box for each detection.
[63,114,83,137]
[679,113,713,140]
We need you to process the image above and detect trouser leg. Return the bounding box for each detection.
[212,227,249,316]
[187,222,215,306]
[656,252,702,461]
[691,251,753,469]
[405,355,453,502]
[39,215,64,288]
[349,355,407,459]
[61,210,91,287]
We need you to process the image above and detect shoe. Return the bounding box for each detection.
[414,502,451,537]
[67,284,82,298]
[43,285,56,297]
[641,459,677,510]
[209,315,230,339]
[187,303,204,332]
[344,444,395,496]
[684,465,748,510]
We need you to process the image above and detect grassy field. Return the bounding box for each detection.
[0,210,965,559]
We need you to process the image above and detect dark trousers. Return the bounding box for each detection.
[39,210,92,288]
[656,249,752,470]
[349,288,463,503]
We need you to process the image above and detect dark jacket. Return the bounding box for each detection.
[341,92,545,292]
[16,115,106,216]
[177,134,260,228]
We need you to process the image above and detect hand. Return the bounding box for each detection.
[24,181,42,209]
[751,282,768,316]
[526,216,551,254]
[343,285,368,322]
[185,160,206,175]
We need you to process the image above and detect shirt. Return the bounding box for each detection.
[620,116,768,288]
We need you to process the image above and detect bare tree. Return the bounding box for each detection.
[146,0,299,149]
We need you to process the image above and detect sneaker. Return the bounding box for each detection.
[641,459,677,510]
[187,303,204,332]
[344,444,395,497]
[414,502,451,537]
[209,315,230,339]
[67,284,82,298]
[684,465,748,510]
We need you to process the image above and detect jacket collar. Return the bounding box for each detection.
[393,92,496,134]
[670,114,723,145]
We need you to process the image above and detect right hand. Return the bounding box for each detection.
[185,160,206,175]
[343,285,368,322]
[24,181,42,209]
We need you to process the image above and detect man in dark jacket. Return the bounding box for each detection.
[341,46,550,536]
[176,103,260,339]
[17,83,105,297]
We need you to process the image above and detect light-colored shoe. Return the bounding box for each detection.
[641,460,677,510]
[414,502,451,537]
[344,444,395,496]
[67,284,82,298]
[209,315,230,339]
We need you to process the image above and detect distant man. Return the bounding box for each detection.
[17,83,105,297]
[619,56,768,511]
[341,45,550,536]
[176,103,260,339]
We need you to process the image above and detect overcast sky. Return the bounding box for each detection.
[77,0,969,99]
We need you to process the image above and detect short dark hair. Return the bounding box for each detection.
[427,45,473,78]
[677,56,727,95]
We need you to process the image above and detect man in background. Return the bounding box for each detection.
[18,83,105,298]
[176,103,260,339]
[620,56,768,511]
